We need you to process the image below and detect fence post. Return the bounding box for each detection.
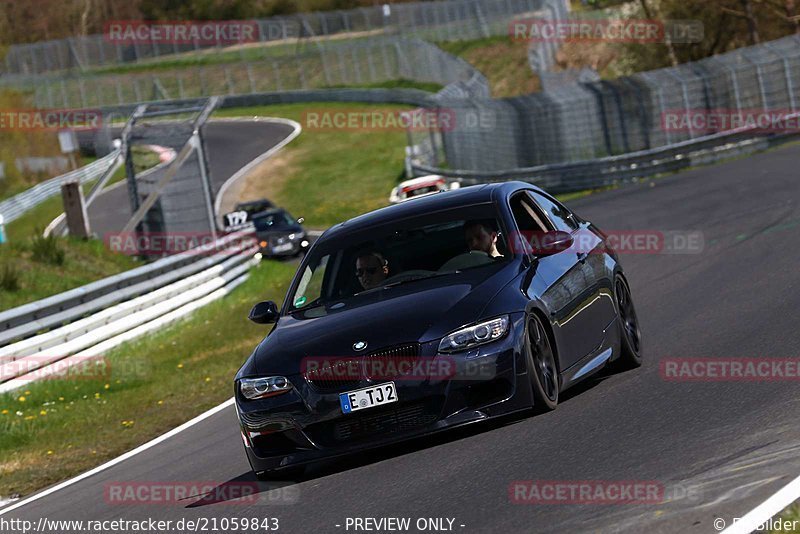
[741,50,770,111]
[665,69,695,138]
[763,42,797,112]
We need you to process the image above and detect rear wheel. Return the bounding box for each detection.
[614,275,642,369]
[525,314,559,412]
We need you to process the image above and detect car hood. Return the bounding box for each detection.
[250,262,520,377]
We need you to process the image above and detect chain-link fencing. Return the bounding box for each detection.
[1,0,564,76]
[4,37,486,109]
[407,33,800,179]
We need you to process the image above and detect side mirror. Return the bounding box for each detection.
[249,301,280,324]
[296,217,305,225]
[530,231,574,257]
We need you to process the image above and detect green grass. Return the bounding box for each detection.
[0,260,296,496]
[321,78,442,93]
[0,182,139,311]
[770,503,800,533]
[215,102,412,229]
[437,36,540,97]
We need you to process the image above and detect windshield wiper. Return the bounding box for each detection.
[291,299,326,313]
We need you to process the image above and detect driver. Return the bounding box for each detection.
[464,220,503,258]
[356,251,389,290]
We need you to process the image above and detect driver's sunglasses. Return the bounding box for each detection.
[356,267,379,276]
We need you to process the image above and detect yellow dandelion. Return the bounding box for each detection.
[104,384,110,390]
[58,397,64,401]
[24,390,30,395]
[39,410,47,416]
[177,363,184,369]
[204,377,211,383]
[1,409,8,415]
[157,400,163,406]
[18,396,26,402]
[47,450,53,455]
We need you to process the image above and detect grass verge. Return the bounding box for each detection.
[437,36,540,98]
[770,502,800,533]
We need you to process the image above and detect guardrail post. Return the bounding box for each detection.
[61,181,91,239]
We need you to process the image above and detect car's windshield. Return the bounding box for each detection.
[253,211,295,231]
[289,204,510,312]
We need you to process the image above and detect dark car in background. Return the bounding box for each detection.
[234,181,642,479]
[252,208,309,258]
[223,198,276,231]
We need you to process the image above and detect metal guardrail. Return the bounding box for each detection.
[0,244,259,392]
[0,232,251,343]
[0,150,120,225]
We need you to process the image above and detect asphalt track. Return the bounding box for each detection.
[4,137,800,533]
[87,121,296,234]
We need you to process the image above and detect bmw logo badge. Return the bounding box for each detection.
[353,341,368,351]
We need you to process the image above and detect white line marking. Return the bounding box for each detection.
[213,117,302,222]
[0,397,235,516]
[722,474,800,533]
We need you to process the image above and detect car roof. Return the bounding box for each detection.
[397,175,445,188]
[324,181,539,239]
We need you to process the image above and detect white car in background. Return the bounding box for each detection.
[389,175,460,204]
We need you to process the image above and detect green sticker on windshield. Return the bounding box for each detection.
[294,296,307,307]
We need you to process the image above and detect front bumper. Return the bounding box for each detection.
[235,313,530,473]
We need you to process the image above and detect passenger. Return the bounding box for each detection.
[355,251,389,290]
[463,220,503,258]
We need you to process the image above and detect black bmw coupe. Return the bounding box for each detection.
[234,181,642,478]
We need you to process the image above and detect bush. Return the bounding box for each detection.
[0,263,20,292]
[30,233,65,266]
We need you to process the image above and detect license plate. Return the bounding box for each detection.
[339,382,398,414]
[272,243,293,253]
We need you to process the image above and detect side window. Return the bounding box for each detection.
[528,191,578,232]
[509,193,549,256]
[293,254,329,307]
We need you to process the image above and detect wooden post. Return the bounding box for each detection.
[61,181,91,239]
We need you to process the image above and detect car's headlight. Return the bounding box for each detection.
[239,376,293,400]
[438,316,510,353]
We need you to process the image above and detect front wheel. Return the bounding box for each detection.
[525,314,559,413]
[614,275,642,369]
